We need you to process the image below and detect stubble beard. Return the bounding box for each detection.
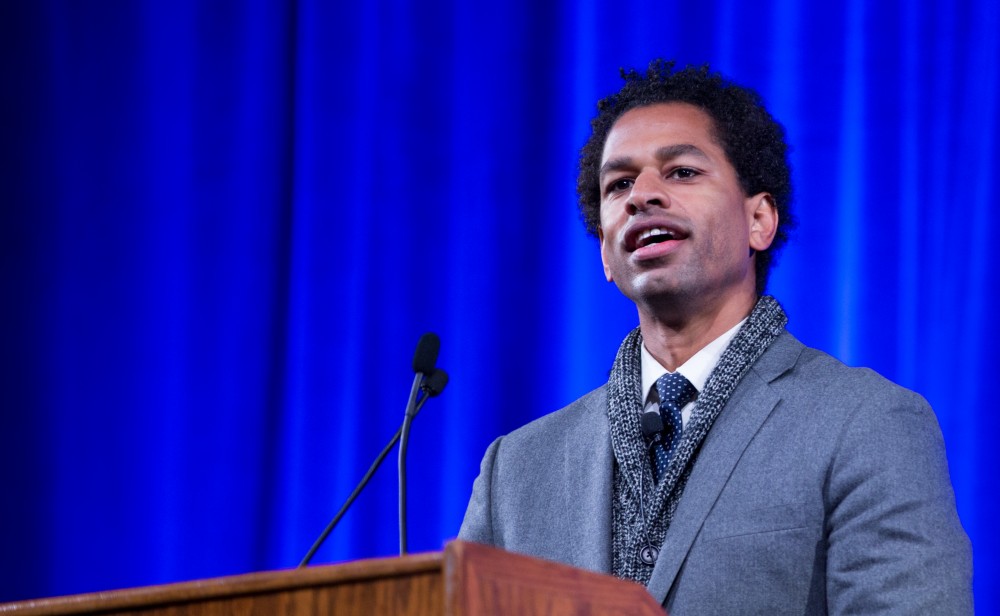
[619,258,756,331]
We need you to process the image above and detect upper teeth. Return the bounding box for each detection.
[638,228,674,245]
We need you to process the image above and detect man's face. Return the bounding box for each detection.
[597,103,776,315]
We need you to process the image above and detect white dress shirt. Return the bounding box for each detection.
[640,318,746,427]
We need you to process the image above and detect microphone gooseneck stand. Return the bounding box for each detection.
[297,332,444,567]
[297,374,446,567]
[398,333,441,556]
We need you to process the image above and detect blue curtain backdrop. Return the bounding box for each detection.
[2,0,998,608]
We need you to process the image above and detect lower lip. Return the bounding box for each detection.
[632,239,683,261]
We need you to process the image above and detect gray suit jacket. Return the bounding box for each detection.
[459,331,973,614]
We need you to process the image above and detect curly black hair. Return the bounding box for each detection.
[577,60,794,295]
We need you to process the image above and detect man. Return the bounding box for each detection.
[458,61,973,614]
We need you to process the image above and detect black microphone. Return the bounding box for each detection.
[640,410,665,442]
[411,332,440,376]
[423,368,448,397]
[399,333,440,555]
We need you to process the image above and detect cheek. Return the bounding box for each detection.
[598,201,613,227]
[599,202,629,241]
[598,231,614,281]
[700,213,747,259]
[598,205,622,245]
[714,201,753,239]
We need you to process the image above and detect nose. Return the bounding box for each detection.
[626,169,668,215]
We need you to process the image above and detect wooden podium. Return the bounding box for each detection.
[0,541,664,615]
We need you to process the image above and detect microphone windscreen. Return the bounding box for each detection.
[424,369,449,396]
[640,410,664,437]
[412,333,440,374]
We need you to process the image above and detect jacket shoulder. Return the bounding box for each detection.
[759,330,929,410]
[499,386,607,446]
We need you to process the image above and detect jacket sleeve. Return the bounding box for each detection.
[825,387,973,614]
[458,436,502,546]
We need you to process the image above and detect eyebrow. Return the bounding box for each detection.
[599,144,711,180]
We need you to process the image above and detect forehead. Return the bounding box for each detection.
[601,102,721,163]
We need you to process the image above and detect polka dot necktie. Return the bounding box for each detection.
[650,372,698,482]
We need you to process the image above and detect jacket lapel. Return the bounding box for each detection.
[644,332,803,603]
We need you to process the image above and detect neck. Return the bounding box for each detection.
[637,292,758,371]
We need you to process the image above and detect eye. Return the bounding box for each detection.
[605,178,634,195]
[668,167,700,180]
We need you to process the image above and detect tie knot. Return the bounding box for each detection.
[655,372,698,411]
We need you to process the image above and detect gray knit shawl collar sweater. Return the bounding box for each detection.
[608,296,788,584]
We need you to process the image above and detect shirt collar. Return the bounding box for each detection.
[640,318,747,403]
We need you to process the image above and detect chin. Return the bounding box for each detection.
[622,280,693,308]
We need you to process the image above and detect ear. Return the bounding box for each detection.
[747,193,778,252]
[597,227,614,282]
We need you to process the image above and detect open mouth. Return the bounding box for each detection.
[636,227,678,249]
